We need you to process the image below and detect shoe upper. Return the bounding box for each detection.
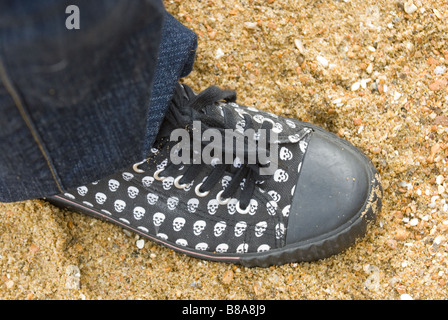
[50,83,379,261]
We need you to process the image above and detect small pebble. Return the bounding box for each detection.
[222,270,234,284]
[215,48,225,59]
[351,82,360,91]
[294,39,305,54]
[316,56,329,68]
[136,239,145,249]
[404,2,417,14]
[400,294,413,300]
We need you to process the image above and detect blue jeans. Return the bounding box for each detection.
[0,0,197,202]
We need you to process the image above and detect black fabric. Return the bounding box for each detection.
[51,84,313,255]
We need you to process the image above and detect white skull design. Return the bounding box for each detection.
[213,221,227,237]
[127,186,139,199]
[273,122,283,133]
[235,119,246,132]
[221,175,232,189]
[236,243,249,253]
[187,198,199,213]
[288,133,301,143]
[248,199,258,215]
[193,220,206,236]
[146,193,159,205]
[285,119,296,128]
[257,244,271,252]
[114,199,126,212]
[280,147,293,161]
[273,169,289,182]
[240,178,246,190]
[153,212,165,227]
[77,186,88,196]
[216,243,229,253]
[227,198,238,215]
[95,192,107,204]
[167,196,179,210]
[173,217,186,232]
[267,190,281,202]
[142,176,154,188]
[133,206,146,220]
[282,205,290,217]
[253,114,264,123]
[162,176,174,190]
[156,158,168,170]
[176,238,188,247]
[108,179,120,192]
[299,140,308,153]
[207,199,219,215]
[195,242,208,251]
[255,221,267,237]
[234,221,247,237]
[122,172,134,181]
[266,201,278,215]
[183,180,194,192]
[233,157,242,168]
[157,233,168,240]
[275,223,285,239]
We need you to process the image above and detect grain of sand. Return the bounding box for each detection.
[1,0,448,300]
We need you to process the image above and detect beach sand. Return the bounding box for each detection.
[1,0,448,299]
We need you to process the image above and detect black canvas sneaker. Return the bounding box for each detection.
[45,83,382,267]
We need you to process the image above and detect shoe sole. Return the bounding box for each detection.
[45,124,382,268]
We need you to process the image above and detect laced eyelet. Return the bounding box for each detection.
[153,169,166,181]
[216,190,230,205]
[174,175,188,189]
[132,159,146,173]
[236,201,250,214]
[195,183,210,197]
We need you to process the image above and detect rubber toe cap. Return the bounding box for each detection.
[286,129,370,245]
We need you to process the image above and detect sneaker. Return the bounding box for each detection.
[45,83,382,267]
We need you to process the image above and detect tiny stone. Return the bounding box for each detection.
[294,39,305,54]
[244,22,257,29]
[136,239,145,249]
[351,82,360,91]
[316,56,329,68]
[222,270,234,284]
[404,2,417,14]
[400,294,413,300]
[395,228,410,241]
[433,8,443,19]
[5,280,14,289]
[215,48,225,59]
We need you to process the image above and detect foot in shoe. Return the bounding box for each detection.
[46,83,382,267]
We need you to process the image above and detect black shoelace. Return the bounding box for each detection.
[152,83,275,210]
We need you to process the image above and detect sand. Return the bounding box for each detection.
[1,0,448,300]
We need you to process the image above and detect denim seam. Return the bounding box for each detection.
[0,57,65,194]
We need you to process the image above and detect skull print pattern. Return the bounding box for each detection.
[49,100,312,258]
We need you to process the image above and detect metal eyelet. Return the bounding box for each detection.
[174,175,188,189]
[236,201,250,214]
[216,190,230,205]
[195,183,210,197]
[153,169,166,181]
[132,159,146,173]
